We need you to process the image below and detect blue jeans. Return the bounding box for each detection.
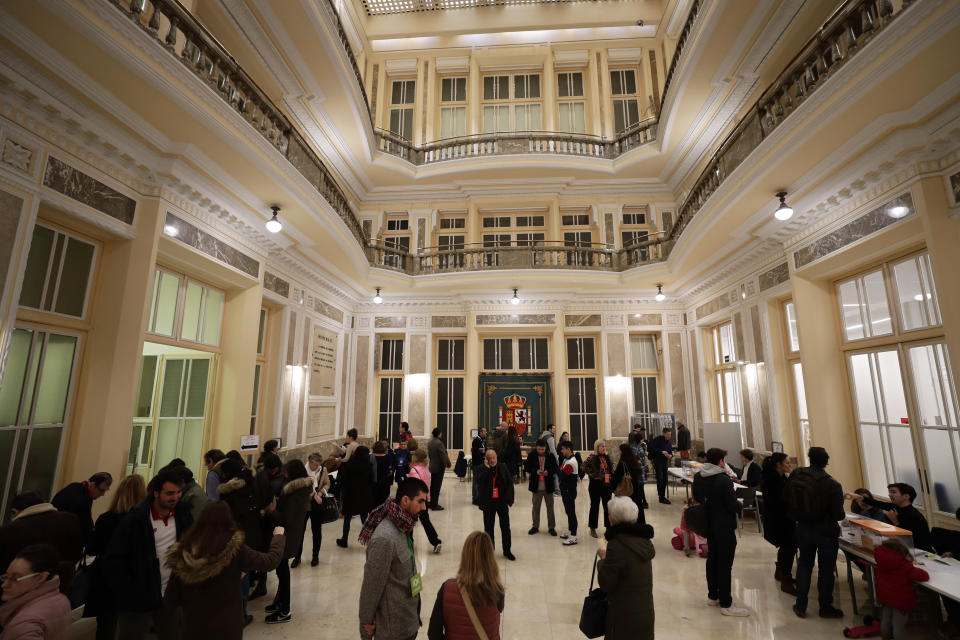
[794,523,839,612]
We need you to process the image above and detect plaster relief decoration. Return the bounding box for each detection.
[476,314,556,326]
[666,314,683,326]
[263,271,290,298]
[793,192,915,269]
[565,314,601,327]
[43,156,136,224]
[163,213,260,278]
[606,314,625,327]
[1,138,33,173]
[410,316,427,328]
[314,298,344,324]
[758,262,789,291]
[307,405,336,441]
[431,315,466,328]
[375,316,406,328]
[358,317,371,329]
[310,325,338,397]
[627,313,661,326]
[695,292,732,320]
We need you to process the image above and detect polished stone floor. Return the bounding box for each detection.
[242,475,924,639]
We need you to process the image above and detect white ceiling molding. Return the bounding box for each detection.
[606,47,644,64]
[478,63,543,73]
[435,56,470,73]
[553,49,589,69]
[385,58,418,76]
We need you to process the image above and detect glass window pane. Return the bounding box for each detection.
[613,101,625,133]
[887,425,920,496]
[792,362,808,421]
[43,234,65,312]
[893,255,941,331]
[251,364,261,416]
[627,100,640,128]
[441,78,452,102]
[32,334,77,425]
[558,73,568,97]
[922,428,960,514]
[185,359,209,417]
[572,72,583,96]
[257,309,267,355]
[877,350,907,424]
[159,360,184,417]
[19,226,55,310]
[838,279,864,340]
[201,288,224,346]
[135,355,158,418]
[153,272,180,337]
[0,429,18,512]
[20,332,44,427]
[859,423,887,495]
[20,426,62,498]
[0,329,33,426]
[181,418,204,474]
[610,71,623,95]
[181,282,202,342]
[786,302,800,351]
[849,353,878,423]
[483,76,495,100]
[54,237,95,317]
[391,81,404,104]
[528,74,540,98]
[863,271,892,336]
[625,70,637,94]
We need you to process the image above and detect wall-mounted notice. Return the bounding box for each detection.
[310,325,338,397]
[240,435,259,452]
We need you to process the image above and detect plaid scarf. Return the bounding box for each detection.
[358,498,417,546]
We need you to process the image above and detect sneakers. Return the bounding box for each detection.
[433,543,442,554]
[819,606,844,618]
[265,603,280,613]
[721,605,750,617]
[792,605,806,618]
[528,527,539,535]
[335,538,347,548]
[563,536,578,546]
[265,611,291,624]
[290,558,301,568]
[560,532,570,539]
[548,529,557,536]
[503,551,516,561]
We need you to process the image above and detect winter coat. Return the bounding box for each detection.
[0,576,70,640]
[217,476,263,551]
[428,437,451,475]
[502,439,521,477]
[648,436,673,465]
[51,481,95,545]
[278,477,313,559]
[165,531,285,640]
[100,498,193,613]
[254,469,284,511]
[0,504,83,589]
[340,454,375,516]
[470,435,486,466]
[874,545,930,612]
[524,452,558,493]
[676,424,691,451]
[476,463,514,510]
[180,480,208,522]
[358,518,420,640]
[692,464,738,536]
[611,460,644,501]
[409,463,432,492]
[760,468,794,549]
[427,578,503,640]
[582,454,613,484]
[85,510,128,616]
[597,522,655,640]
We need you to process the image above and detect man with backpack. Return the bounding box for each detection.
[786,446,845,619]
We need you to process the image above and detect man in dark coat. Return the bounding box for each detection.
[647,427,673,504]
[477,449,515,561]
[693,448,749,617]
[676,421,691,460]
[524,440,559,535]
[51,471,112,547]
[250,453,283,598]
[101,468,192,639]
[427,429,451,510]
[0,492,83,594]
[470,427,487,505]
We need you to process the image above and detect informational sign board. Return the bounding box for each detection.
[771,441,784,454]
[240,435,259,452]
[649,412,677,445]
[310,325,338,397]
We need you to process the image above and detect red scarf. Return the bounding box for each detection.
[358,498,417,546]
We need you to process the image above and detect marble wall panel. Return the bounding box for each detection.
[42,156,136,224]
[695,292,732,320]
[0,190,24,302]
[610,386,629,437]
[431,316,466,328]
[751,305,773,447]
[476,313,555,325]
[565,314,602,327]
[264,271,290,298]
[417,218,426,251]
[315,298,344,324]
[307,405,336,442]
[733,312,745,362]
[164,213,259,277]
[758,262,789,292]
[690,331,702,427]
[410,334,427,375]
[740,368,754,449]
[375,316,406,329]
[353,335,370,430]
[604,212,614,246]
[793,192,915,269]
[408,381,426,437]
[339,336,350,432]
[606,333,626,376]
[668,332,687,424]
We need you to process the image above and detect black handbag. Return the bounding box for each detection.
[578,552,607,638]
[684,503,709,538]
[318,495,341,524]
[69,557,91,610]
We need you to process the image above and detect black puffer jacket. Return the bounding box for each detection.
[760,468,794,548]
[692,463,737,536]
[277,477,313,559]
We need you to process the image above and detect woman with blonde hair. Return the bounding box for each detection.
[427,531,505,639]
[86,474,147,639]
[582,439,614,538]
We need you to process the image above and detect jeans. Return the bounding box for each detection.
[881,605,907,639]
[653,459,669,500]
[794,522,839,612]
[430,472,444,507]
[531,491,556,530]
[419,508,441,546]
[561,491,578,536]
[116,603,181,640]
[587,480,610,530]
[482,501,512,554]
[297,510,323,561]
[706,530,737,608]
[273,558,290,613]
[342,512,368,542]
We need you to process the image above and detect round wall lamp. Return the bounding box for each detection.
[774,192,794,221]
[265,205,283,233]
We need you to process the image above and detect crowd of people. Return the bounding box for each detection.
[1,422,957,640]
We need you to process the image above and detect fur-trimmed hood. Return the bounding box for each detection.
[216,477,246,496]
[166,530,245,584]
[282,476,314,495]
[211,457,229,476]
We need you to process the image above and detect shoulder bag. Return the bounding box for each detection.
[614,462,634,497]
[578,551,607,638]
[317,493,341,524]
[458,583,491,640]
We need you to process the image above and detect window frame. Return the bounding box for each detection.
[18,222,100,321]
[557,70,586,134]
[388,78,416,141]
[610,67,641,133]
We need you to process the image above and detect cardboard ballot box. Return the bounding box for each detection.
[848,519,914,551]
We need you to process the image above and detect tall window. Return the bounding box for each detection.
[838,269,893,341]
[380,338,404,371]
[518,338,549,370]
[482,338,513,371]
[439,77,467,139]
[389,79,415,141]
[146,268,224,347]
[557,71,586,133]
[782,301,808,464]
[566,337,596,370]
[621,206,651,263]
[568,377,598,451]
[610,69,640,133]
[378,335,404,441]
[383,217,411,269]
[252,307,268,435]
[437,216,466,269]
[437,338,465,371]
[482,73,541,133]
[710,322,742,424]
[481,213,546,267]
[18,224,97,319]
[436,378,464,449]
[630,334,660,431]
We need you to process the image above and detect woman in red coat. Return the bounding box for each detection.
[874,538,929,640]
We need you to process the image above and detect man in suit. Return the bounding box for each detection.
[477,449,515,561]
[647,427,674,505]
[427,428,451,510]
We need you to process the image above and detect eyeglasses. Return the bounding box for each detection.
[0,572,40,584]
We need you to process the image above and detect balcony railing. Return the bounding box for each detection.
[375,118,658,165]
[111,0,366,247]
[366,237,667,274]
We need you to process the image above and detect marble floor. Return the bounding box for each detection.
[241,476,918,639]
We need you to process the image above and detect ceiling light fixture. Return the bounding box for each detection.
[887,205,909,219]
[511,288,520,305]
[265,205,283,233]
[163,224,178,237]
[774,191,793,221]
[373,287,383,304]
[655,283,666,302]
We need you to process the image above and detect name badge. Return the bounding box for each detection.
[604,473,611,483]
[410,572,423,597]
[492,487,499,499]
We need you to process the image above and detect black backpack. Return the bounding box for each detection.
[787,467,827,522]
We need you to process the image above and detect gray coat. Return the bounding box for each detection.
[358,518,420,640]
[427,437,450,475]
[597,522,655,640]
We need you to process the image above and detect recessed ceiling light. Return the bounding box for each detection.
[163,224,178,237]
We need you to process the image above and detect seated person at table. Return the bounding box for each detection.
[695,451,707,463]
[736,449,762,488]
[874,538,929,640]
[849,488,891,523]
[846,483,931,551]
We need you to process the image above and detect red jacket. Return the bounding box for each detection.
[428,578,501,640]
[874,545,930,612]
